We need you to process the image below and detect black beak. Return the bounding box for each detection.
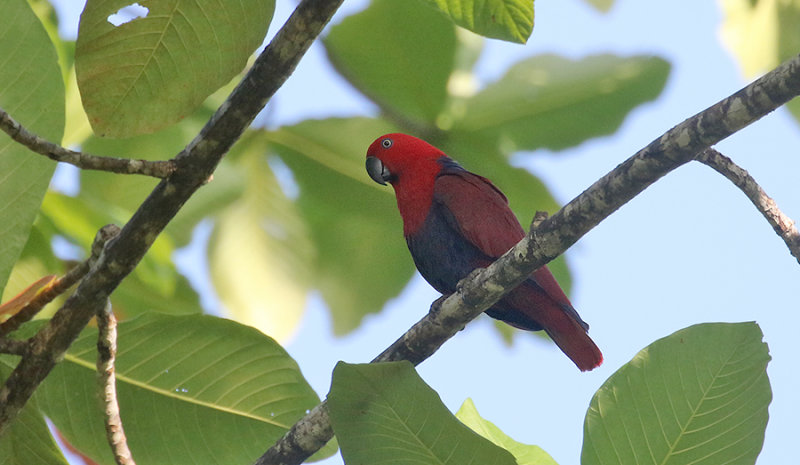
[366,157,392,185]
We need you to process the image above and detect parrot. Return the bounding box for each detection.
[365,133,602,371]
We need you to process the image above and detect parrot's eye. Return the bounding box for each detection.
[381,138,393,149]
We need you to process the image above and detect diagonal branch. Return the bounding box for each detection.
[697,148,800,263]
[0,108,175,178]
[0,0,345,437]
[254,53,800,465]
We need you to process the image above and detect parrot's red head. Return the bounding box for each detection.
[366,133,448,235]
[365,133,445,186]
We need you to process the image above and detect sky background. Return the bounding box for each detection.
[51,0,800,464]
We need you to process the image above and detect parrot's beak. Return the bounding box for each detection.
[366,157,392,185]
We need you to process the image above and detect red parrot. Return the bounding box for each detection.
[366,133,602,371]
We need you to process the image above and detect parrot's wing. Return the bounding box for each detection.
[433,169,577,314]
[433,170,525,258]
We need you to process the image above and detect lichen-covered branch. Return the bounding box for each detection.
[254,53,800,465]
[0,339,27,356]
[0,0,344,437]
[697,148,800,263]
[97,301,136,465]
[0,108,175,178]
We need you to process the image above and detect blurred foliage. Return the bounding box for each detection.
[720,0,800,123]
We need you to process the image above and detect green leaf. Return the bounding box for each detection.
[454,54,670,151]
[0,0,64,296]
[720,0,800,124]
[34,313,327,465]
[265,118,416,335]
[581,0,614,13]
[208,134,312,343]
[0,393,68,465]
[0,358,68,465]
[329,361,517,465]
[75,0,274,137]
[582,322,771,465]
[457,398,558,465]
[419,0,535,43]
[324,0,457,125]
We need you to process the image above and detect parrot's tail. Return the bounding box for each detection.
[544,314,603,372]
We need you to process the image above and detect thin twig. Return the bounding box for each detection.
[0,225,120,337]
[697,148,800,263]
[0,108,175,178]
[254,53,800,465]
[97,301,136,465]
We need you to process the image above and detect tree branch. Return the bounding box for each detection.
[0,108,175,178]
[254,53,800,465]
[97,301,136,465]
[0,0,344,438]
[696,148,800,263]
[0,257,92,338]
[0,339,28,356]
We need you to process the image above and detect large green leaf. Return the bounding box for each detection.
[582,322,771,465]
[329,361,517,465]
[720,0,800,124]
[0,388,68,465]
[0,0,64,296]
[324,0,457,125]
[456,398,558,465]
[208,134,312,343]
[0,355,68,465]
[33,313,327,465]
[265,118,416,335]
[454,54,670,151]
[75,0,274,137]
[419,0,535,43]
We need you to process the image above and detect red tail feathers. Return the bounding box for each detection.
[544,313,603,372]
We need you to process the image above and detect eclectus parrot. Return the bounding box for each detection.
[366,133,602,371]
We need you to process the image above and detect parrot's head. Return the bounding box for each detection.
[365,133,446,187]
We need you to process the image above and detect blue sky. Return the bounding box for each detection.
[51,0,799,464]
